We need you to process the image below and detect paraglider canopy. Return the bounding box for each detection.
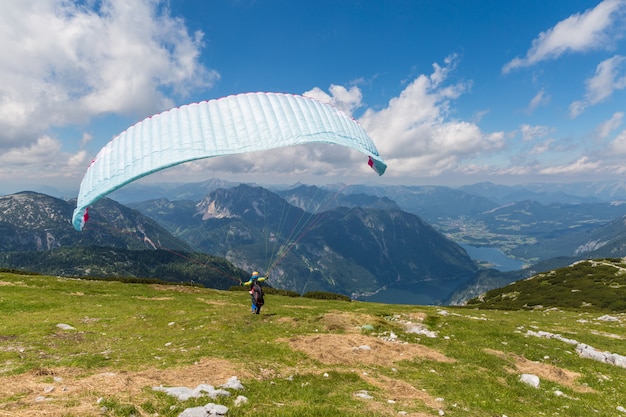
[73,92,387,231]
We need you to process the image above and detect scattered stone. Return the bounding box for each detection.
[220,376,244,390]
[205,403,229,416]
[355,390,373,399]
[597,315,619,322]
[576,344,626,368]
[179,406,208,417]
[380,331,398,342]
[234,395,248,406]
[56,323,75,330]
[405,324,438,338]
[527,330,626,369]
[177,403,229,417]
[520,374,540,388]
[153,384,230,401]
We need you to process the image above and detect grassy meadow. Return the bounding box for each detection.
[1,271,625,416]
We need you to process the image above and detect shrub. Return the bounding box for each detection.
[302,291,351,301]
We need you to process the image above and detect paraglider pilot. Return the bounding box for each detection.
[243,271,267,314]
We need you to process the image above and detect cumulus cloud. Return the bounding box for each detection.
[503,0,626,73]
[569,55,626,117]
[0,0,217,148]
[217,55,504,180]
[357,55,504,177]
[303,85,363,117]
[0,0,217,190]
[0,135,88,183]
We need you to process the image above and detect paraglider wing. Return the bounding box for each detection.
[72,92,387,231]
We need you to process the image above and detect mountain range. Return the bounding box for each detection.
[128,184,478,303]
[3,180,626,305]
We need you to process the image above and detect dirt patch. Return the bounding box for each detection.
[133,296,173,301]
[282,333,454,367]
[275,316,298,326]
[485,348,594,392]
[0,358,247,417]
[318,311,381,333]
[0,280,25,286]
[362,373,441,410]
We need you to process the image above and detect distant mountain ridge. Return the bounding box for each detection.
[0,192,245,288]
[131,184,478,303]
[4,179,626,306]
[0,191,191,252]
[0,186,479,304]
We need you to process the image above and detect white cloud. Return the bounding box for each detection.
[303,84,363,117]
[596,112,624,139]
[0,136,62,166]
[528,89,550,113]
[529,139,554,155]
[0,0,218,149]
[0,135,87,184]
[538,156,602,175]
[357,55,505,177]
[206,55,503,181]
[503,0,626,73]
[520,124,551,141]
[569,55,626,117]
[80,132,93,147]
[609,128,626,154]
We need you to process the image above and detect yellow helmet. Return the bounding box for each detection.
[252,271,259,277]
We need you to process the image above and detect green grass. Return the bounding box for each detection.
[1,272,625,416]
[468,258,626,312]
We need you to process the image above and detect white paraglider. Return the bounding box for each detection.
[73,92,386,231]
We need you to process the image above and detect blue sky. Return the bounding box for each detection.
[1,0,625,195]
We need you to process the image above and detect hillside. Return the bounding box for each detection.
[0,192,247,288]
[0,271,624,416]
[0,192,192,252]
[466,258,626,311]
